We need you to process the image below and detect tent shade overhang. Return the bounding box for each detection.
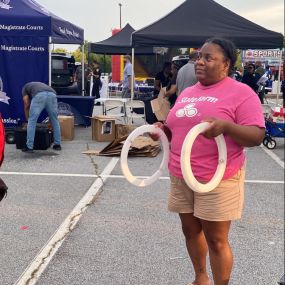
[89,24,154,55]
[0,0,84,44]
[131,0,283,49]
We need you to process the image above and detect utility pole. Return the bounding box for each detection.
[118,3,122,29]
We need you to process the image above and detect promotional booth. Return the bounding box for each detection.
[0,0,84,128]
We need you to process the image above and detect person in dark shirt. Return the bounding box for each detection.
[241,64,259,93]
[22,82,61,153]
[154,62,172,96]
[91,61,102,104]
[164,62,180,107]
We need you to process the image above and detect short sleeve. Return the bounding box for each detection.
[126,64,132,76]
[22,85,27,97]
[235,87,265,128]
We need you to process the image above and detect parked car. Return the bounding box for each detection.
[51,53,78,95]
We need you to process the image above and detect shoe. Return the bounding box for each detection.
[22,146,34,153]
[53,144,62,151]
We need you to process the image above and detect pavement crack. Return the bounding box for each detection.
[21,144,106,285]
[86,143,104,187]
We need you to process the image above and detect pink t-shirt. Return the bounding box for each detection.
[166,77,265,181]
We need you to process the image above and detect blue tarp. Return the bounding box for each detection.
[0,0,84,127]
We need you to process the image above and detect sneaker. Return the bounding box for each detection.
[22,146,34,153]
[53,144,62,151]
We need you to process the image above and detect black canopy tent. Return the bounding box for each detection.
[89,24,154,55]
[131,0,283,49]
[130,0,283,103]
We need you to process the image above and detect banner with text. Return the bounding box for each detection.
[0,36,49,127]
[242,49,285,66]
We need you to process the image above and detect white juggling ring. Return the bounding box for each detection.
[181,122,227,193]
[120,125,169,187]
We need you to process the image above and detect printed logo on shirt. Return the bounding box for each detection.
[0,0,12,10]
[0,76,10,105]
[177,96,218,104]
[176,103,198,118]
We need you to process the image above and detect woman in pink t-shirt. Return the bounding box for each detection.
[154,38,265,285]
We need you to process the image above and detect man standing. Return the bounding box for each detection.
[242,64,259,93]
[176,51,198,96]
[91,61,102,104]
[121,55,133,98]
[22,82,61,153]
[255,61,265,78]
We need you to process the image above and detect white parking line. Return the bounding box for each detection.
[0,171,98,178]
[1,171,283,184]
[13,157,119,285]
[260,144,284,169]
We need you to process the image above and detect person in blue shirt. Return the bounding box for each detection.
[265,65,273,81]
[120,55,134,98]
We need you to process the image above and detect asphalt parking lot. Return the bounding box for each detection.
[0,120,284,285]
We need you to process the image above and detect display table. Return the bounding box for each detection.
[57,96,95,126]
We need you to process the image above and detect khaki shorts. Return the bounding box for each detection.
[168,168,245,221]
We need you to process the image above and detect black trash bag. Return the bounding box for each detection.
[0,177,8,201]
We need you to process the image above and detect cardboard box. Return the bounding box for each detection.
[115,124,136,139]
[58,115,74,141]
[91,116,116,142]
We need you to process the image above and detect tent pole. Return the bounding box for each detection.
[48,37,52,86]
[104,54,106,73]
[82,44,85,96]
[131,48,135,123]
[276,49,282,105]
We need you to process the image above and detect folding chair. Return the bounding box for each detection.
[125,100,146,124]
[104,99,126,122]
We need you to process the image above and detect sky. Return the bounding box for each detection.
[36,0,284,51]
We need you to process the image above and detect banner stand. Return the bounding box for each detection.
[81,44,85,96]
[48,37,52,86]
[130,48,135,123]
[276,49,282,105]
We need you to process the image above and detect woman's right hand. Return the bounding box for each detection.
[149,122,172,142]
[149,122,164,141]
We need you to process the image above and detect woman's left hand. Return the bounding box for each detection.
[202,118,229,139]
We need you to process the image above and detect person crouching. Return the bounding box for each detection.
[22,82,61,153]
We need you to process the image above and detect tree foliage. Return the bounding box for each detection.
[52,48,68,54]
[72,40,112,73]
